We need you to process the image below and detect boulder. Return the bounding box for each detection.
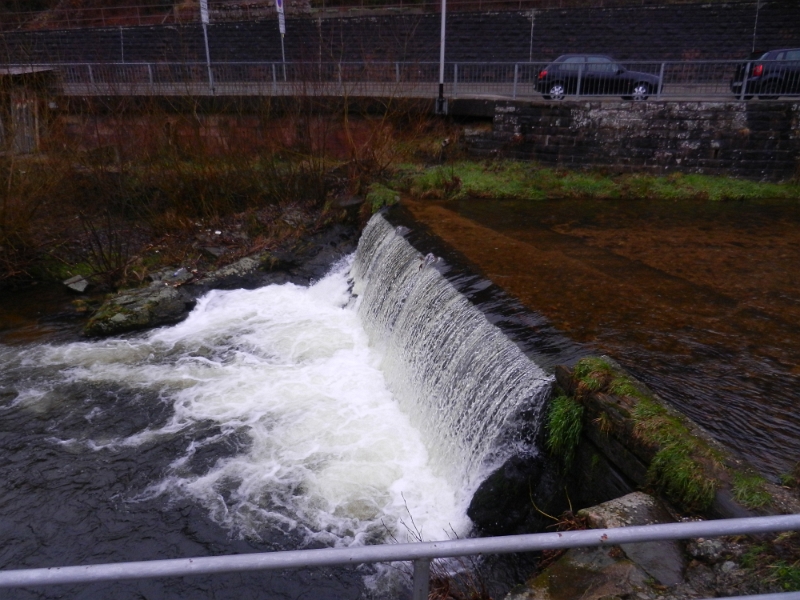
[577,492,686,587]
[83,282,195,337]
[506,546,650,600]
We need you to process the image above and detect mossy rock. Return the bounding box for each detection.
[84,284,194,337]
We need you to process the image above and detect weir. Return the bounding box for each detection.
[351,213,555,496]
[0,210,585,598]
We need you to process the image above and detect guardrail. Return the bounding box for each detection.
[0,514,799,598]
[14,59,799,101]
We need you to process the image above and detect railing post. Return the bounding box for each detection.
[576,64,582,97]
[395,62,400,83]
[453,63,458,96]
[740,60,751,100]
[513,63,519,99]
[272,63,277,95]
[657,61,665,98]
[87,64,94,85]
[411,559,430,600]
[147,63,153,85]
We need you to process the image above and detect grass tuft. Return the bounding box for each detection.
[648,441,717,511]
[732,471,772,509]
[545,395,584,469]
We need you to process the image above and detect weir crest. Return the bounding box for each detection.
[351,213,554,498]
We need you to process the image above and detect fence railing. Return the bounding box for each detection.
[16,59,800,101]
[0,514,799,599]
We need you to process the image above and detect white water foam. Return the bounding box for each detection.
[6,257,470,548]
[351,215,554,497]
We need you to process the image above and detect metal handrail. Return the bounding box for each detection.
[0,514,799,599]
[12,58,797,102]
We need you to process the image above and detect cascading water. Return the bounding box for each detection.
[351,214,554,497]
[0,212,557,599]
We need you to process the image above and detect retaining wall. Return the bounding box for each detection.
[470,100,800,179]
[1,1,799,64]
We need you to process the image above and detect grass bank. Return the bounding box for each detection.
[385,160,800,203]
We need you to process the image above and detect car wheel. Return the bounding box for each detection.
[628,82,651,101]
[547,82,566,101]
[759,83,781,100]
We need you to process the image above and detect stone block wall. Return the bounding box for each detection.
[2,1,799,64]
[471,100,800,179]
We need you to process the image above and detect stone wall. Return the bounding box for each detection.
[470,100,800,180]
[2,1,799,64]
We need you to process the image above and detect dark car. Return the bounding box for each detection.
[730,48,800,100]
[535,54,660,101]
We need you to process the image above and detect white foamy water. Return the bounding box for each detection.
[6,257,471,548]
[352,215,553,497]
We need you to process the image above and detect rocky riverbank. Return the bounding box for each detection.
[81,220,361,337]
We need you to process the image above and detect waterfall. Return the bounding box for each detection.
[351,213,554,497]
[0,211,567,597]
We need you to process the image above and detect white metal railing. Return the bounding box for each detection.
[12,59,799,101]
[0,514,799,599]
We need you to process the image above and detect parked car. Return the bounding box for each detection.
[730,48,800,100]
[535,54,660,101]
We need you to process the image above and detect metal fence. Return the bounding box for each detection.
[24,58,800,101]
[0,514,799,599]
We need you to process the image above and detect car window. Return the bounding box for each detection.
[560,56,585,71]
[586,57,616,73]
[785,50,800,60]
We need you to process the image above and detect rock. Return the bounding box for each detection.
[578,492,686,587]
[83,283,195,337]
[82,223,360,337]
[63,275,90,293]
[506,546,651,600]
[686,538,726,563]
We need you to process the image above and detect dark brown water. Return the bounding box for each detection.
[405,197,800,480]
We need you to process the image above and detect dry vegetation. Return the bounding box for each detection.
[0,84,454,291]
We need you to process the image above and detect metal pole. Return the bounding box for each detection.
[752,0,761,54]
[657,61,665,98]
[513,63,519,99]
[202,22,214,93]
[411,559,430,600]
[740,61,751,100]
[119,27,124,63]
[437,0,447,114]
[0,515,798,588]
[280,34,287,81]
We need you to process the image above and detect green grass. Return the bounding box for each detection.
[732,471,772,509]
[572,356,615,392]
[648,441,717,511]
[545,394,584,469]
[398,160,800,203]
[366,183,400,212]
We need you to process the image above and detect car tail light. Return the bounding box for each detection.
[752,64,764,77]
[538,69,547,79]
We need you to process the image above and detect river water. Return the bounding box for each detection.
[0,215,556,599]
[0,258,468,598]
[405,197,800,480]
